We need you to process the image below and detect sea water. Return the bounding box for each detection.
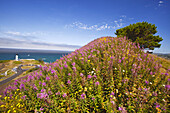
[0,50,71,63]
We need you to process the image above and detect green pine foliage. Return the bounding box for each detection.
[115,22,163,50]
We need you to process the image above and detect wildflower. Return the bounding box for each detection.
[110,92,115,96]
[67,80,71,84]
[118,107,123,111]
[145,80,149,85]
[62,93,67,98]
[41,89,45,93]
[64,65,68,68]
[40,108,44,111]
[80,73,83,77]
[93,75,97,78]
[22,95,26,99]
[39,82,42,85]
[19,83,25,90]
[68,73,71,76]
[80,93,86,99]
[165,73,168,76]
[87,75,92,79]
[92,97,95,100]
[54,75,58,78]
[42,82,46,86]
[0,95,1,98]
[56,91,60,95]
[150,72,153,75]
[46,77,50,80]
[17,89,20,91]
[84,87,87,91]
[111,101,115,105]
[165,85,170,90]
[1,105,5,107]
[95,81,99,86]
[72,62,75,66]
[156,104,160,108]
[168,78,170,82]
[118,59,121,63]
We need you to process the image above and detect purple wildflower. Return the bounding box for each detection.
[62,93,67,98]
[80,73,83,77]
[87,75,92,79]
[21,95,26,99]
[64,65,68,68]
[118,107,123,111]
[46,77,50,80]
[37,93,48,99]
[118,59,121,63]
[54,75,58,78]
[20,83,25,90]
[92,97,95,100]
[72,62,75,66]
[95,81,99,86]
[42,82,46,87]
[40,108,44,111]
[68,73,71,76]
[111,101,115,105]
[39,82,42,85]
[51,70,55,74]
[48,91,52,95]
[150,71,153,75]
[143,88,148,91]
[93,75,97,78]
[110,92,115,96]
[145,80,149,85]
[67,80,71,84]
[165,73,168,76]
[56,91,60,95]
[80,93,86,99]
[14,82,18,85]
[41,89,45,93]
[165,85,170,90]
[168,78,170,82]
[156,104,160,108]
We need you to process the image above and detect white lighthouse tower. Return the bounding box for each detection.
[15,54,19,61]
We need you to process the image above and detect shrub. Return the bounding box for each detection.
[0,37,169,112]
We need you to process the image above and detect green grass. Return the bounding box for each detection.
[0,60,10,63]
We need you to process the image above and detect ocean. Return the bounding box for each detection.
[0,48,72,63]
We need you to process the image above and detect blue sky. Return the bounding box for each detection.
[0,0,169,52]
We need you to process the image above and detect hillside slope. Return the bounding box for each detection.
[0,37,169,112]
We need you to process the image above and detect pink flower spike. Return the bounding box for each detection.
[67,80,71,84]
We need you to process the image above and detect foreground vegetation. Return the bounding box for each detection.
[0,37,169,112]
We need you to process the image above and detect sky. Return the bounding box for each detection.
[0,0,169,52]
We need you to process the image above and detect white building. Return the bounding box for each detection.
[15,54,19,61]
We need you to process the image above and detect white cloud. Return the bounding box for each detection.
[0,37,80,51]
[66,21,116,31]
[159,1,163,4]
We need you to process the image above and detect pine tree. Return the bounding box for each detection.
[115,22,163,50]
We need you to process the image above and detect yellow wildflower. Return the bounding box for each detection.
[7,110,11,113]
[17,89,20,91]
[4,96,7,100]
[84,87,87,91]
[0,105,5,107]
[0,95,1,97]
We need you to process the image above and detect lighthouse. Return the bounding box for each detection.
[15,54,19,61]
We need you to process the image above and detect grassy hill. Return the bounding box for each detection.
[0,37,169,112]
